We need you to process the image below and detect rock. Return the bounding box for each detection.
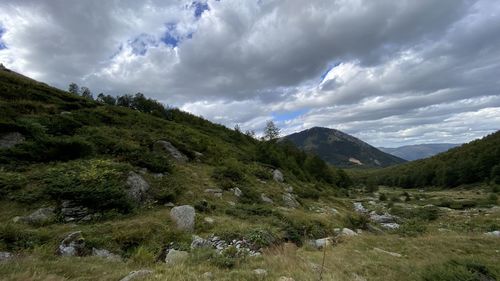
[126,172,150,203]
[380,223,400,229]
[373,247,402,257]
[201,272,213,280]
[0,132,25,149]
[170,205,195,232]
[57,231,86,256]
[92,248,121,261]
[155,140,188,162]
[278,277,295,281]
[370,212,396,223]
[353,273,368,281]
[191,235,211,249]
[284,185,294,193]
[165,249,189,265]
[273,169,284,182]
[356,229,363,234]
[311,237,332,249]
[233,187,243,197]
[60,200,90,222]
[330,207,340,215]
[261,194,273,204]
[253,268,268,278]
[21,207,55,225]
[227,201,236,206]
[484,230,500,237]
[164,202,175,207]
[204,217,215,224]
[205,189,223,198]
[119,270,153,281]
[353,202,367,213]
[340,228,357,236]
[282,193,300,208]
[0,251,12,262]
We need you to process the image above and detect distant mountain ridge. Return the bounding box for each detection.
[283,127,406,168]
[379,143,460,161]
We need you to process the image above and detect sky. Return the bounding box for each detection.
[0,0,499,147]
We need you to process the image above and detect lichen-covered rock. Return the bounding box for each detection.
[60,200,90,222]
[261,194,274,204]
[126,172,150,203]
[273,169,284,182]
[0,132,25,149]
[253,268,268,279]
[282,193,300,208]
[20,207,55,225]
[233,187,243,197]
[170,205,195,232]
[119,270,153,281]
[0,252,12,262]
[57,231,86,256]
[340,228,357,236]
[191,235,211,249]
[155,140,188,162]
[353,202,367,213]
[165,249,189,265]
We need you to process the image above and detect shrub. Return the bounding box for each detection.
[421,259,496,281]
[210,246,247,269]
[487,193,498,204]
[0,172,26,199]
[397,219,427,237]
[194,200,216,213]
[343,213,370,230]
[245,228,277,249]
[127,150,172,173]
[212,158,246,188]
[237,186,260,204]
[379,193,387,201]
[0,223,51,251]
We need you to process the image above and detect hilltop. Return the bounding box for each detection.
[283,127,406,168]
[379,143,460,161]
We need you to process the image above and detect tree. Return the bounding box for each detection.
[97,93,116,105]
[245,130,256,139]
[263,120,280,141]
[68,83,79,95]
[234,124,241,133]
[80,87,93,100]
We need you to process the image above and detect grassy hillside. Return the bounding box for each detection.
[284,127,406,168]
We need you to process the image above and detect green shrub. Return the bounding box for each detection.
[237,186,260,204]
[245,228,277,249]
[397,219,427,237]
[391,205,440,221]
[0,172,26,199]
[194,200,216,213]
[0,223,51,251]
[343,213,370,230]
[127,150,172,173]
[487,193,498,204]
[421,259,496,281]
[210,246,247,269]
[212,159,246,188]
[379,193,387,201]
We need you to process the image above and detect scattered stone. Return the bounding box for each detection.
[311,237,332,249]
[484,230,500,237]
[21,207,55,225]
[227,201,236,206]
[353,202,368,213]
[261,194,274,204]
[92,248,121,261]
[119,270,153,281]
[126,172,150,203]
[191,235,211,249]
[203,235,261,256]
[0,132,25,149]
[330,207,340,215]
[380,223,400,230]
[57,231,86,256]
[253,268,268,278]
[60,200,90,222]
[201,272,213,280]
[205,189,223,198]
[165,249,189,265]
[373,247,402,257]
[282,193,300,208]
[340,228,358,236]
[356,229,363,234]
[204,217,215,224]
[164,202,175,207]
[370,212,397,224]
[232,187,243,197]
[273,169,284,182]
[155,140,188,162]
[170,205,195,232]
[0,252,12,262]
[278,277,295,281]
[152,173,164,179]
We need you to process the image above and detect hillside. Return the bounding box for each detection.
[283,127,406,168]
[363,132,500,188]
[379,143,460,161]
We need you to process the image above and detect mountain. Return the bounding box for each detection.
[283,127,406,168]
[378,143,460,161]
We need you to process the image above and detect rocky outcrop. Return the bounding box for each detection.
[253,268,268,279]
[485,230,500,237]
[165,249,189,265]
[353,202,368,213]
[205,188,223,198]
[60,200,91,222]
[170,205,195,232]
[155,140,188,162]
[282,193,300,208]
[191,235,261,256]
[119,270,153,281]
[17,207,55,225]
[0,132,25,149]
[126,172,150,203]
[57,231,86,256]
[273,169,284,182]
[232,187,243,197]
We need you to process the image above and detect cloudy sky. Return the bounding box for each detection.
[1,0,499,147]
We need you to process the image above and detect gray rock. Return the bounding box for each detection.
[164,202,175,207]
[204,217,215,224]
[205,189,223,198]
[92,248,121,261]
[22,207,55,225]
[119,270,153,281]
[261,194,274,204]
[380,223,400,229]
[312,237,332,249]
[284,185,293,193]
[353,202,367,213]
[202,272,214,280]
[253,268,268,278]
[165,249,189,265]
[0,132,25,149]
[155,140,188,162]
[484,230,500,237]
[191,235,211,249]
[170,205,195,232]
[0,251,12,262]
[373,247,402,257]
[126,172,150,203]
[340,228,357,236]
[282,193,300,208]
[233,187,243,197]
[273,169,284,182]
[60,200,90,222]
[370,212,396,223]
[57,231,86,256]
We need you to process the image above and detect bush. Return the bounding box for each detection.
[212,159,246,188]
[343,213,370,230]
[210,246,247,269]
[0,223,51,251]
[0,172,26,199]
[421,259,496,281]
[194,200,216,213]
[245,228,277,249]
[397,219,427,237]
[379,193,387,201]
[127,150,172,173]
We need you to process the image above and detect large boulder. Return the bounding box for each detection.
[57,231,86,256]
[119,270,153,281]
[0,132,25,149]
[155,140,188,162]
[20,207,55,225]
[170,205,195,232]
[165,249,189,265]
[126,172,150,203]
[282,193,300,208]
[273,169,284,182]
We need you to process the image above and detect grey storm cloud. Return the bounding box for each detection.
[0,0,499,146]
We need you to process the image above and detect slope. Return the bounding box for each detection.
[379,143,460,161]
[283,127,406,168]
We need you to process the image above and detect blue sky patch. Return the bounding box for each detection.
[0,26,6,50]
[192,1,209,18]
[272,108,309,122]
[129,34,157,55]
[161,23,180,47]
